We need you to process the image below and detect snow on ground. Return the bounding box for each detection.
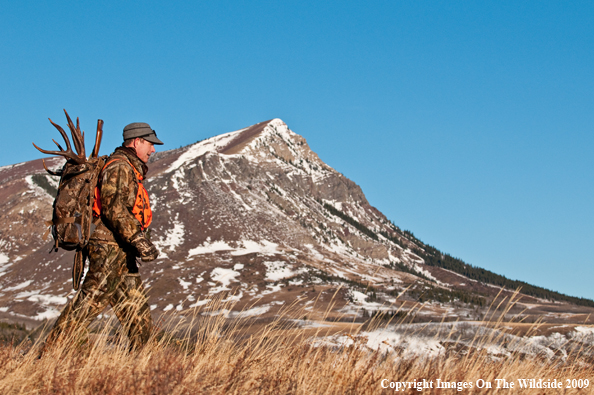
[44,174,59,190]
[221,178,252,211]
[410,262,439,282]
[575,326,594,335]
[188,239,234,257]
[4,280,33,292]
[0,162,26,173]
[323,241,353,257]
[166,128,245,173]
[232,305,271,318]
[3,286,69,320]
[339,290,397,316]
[24,175,53,200]
[574,326,594,339]
[264,261,297,281]
[516,332,570,360]
[349,290,369,304]
[25,294,68,305]
[289,319,331,329]
[201,304,272,318]
[230,240,279,256]
[33,307,62,321]
[179,278,192,290]
[259,284,284,296]
[304,244,324,261]
[170,168,194,204]
[155,216,185,255]
[189,299,211,308]
[209,267,241,294]
[315,328,444,359]
[315,321,594,361]
[0,252,11,277]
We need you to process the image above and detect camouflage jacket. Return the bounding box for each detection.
[90,147,149,245]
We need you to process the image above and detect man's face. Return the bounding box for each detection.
[134,138,156,163]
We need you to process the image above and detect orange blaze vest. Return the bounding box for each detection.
[92,158,152,230]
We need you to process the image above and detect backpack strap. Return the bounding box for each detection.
[103,157,143,181]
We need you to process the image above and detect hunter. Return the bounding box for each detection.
[45,122,163,350]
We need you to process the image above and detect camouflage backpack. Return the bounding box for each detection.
[33,110,106,290]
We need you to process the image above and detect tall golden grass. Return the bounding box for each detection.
[0,293,592,394]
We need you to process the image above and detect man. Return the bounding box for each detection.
[45,122,163,350]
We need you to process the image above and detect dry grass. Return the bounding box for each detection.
[0,294,592,394]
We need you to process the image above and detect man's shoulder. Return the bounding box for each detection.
[104,148,139,172]
[100,153,139,188]
[104,152,133,172]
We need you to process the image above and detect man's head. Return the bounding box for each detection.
[123,122,164,163]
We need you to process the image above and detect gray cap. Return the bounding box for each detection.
[123,122,164,145]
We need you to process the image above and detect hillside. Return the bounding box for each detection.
[0,118,593,331]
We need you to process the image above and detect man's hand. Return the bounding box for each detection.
[130,232,159,262]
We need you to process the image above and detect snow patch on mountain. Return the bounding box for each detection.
[170,168,194,204]
[264,261,298,281]
[155,215,185,254]
[32,307,62,321]
[0,252,9,265]
[24,175,54,200]
[4,280,33,291]
[26,293,68,305]
[209,267,241,294]
[178,278,192,290]
[230,240,279,256]
[304,244,324,261]
[0,162,25,173]
[166,128,246,173]
[188,239,234,257]
[201,304,272,318]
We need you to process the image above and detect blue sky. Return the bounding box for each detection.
[2,1,593,300]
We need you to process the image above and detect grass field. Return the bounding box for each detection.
[0,295,592,394]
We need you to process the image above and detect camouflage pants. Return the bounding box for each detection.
[46,241,153,350]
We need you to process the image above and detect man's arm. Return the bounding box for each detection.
[100,161,158,261]
[100,161,142,244]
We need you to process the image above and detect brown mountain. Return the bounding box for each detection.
[1,119,592,330]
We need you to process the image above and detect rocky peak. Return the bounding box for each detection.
[0,119,592,329]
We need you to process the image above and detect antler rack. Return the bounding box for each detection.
[33,109,103,175]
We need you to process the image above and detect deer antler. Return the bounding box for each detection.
[64,110,86,159]
[41,159,63,176]
[32,109,87,165]
[91,119,104,158]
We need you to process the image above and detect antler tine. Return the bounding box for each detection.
[41,159,62,176]
[32,116,86,164]
[77,117,86,156]
[91,119,104,158]
[63,110,85,159]
[52,139,64,151]
[32,141,77,162]
[48,118,72,152]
